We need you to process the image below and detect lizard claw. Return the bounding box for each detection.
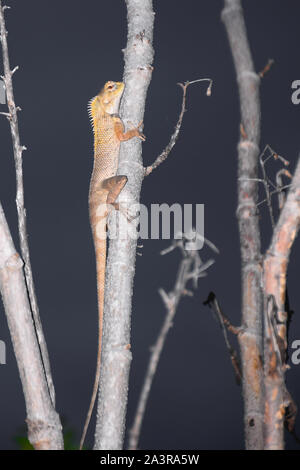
[138,131,146,141]
[137,120,146,141]
[128,120,146,141]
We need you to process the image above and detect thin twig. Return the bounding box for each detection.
[276,168,292,210]
[203,292,242,385]
[128,233,217,450]
[259,147,276,229]
[256,185,292,208]
[0,0,55,405]
[243,145,290,228]
[258,59,274,79]
[256,146,291,218]
[144,78,212,176]
[239,147,292,211]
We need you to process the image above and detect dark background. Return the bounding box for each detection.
[0,0,299,450]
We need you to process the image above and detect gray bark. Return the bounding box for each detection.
[263,157,300,449]
[94,0,154,450]
[222,0,264,449]
[0,203,63,449]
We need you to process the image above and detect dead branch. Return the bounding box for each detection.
[259,148,277,228]
[144,79,212,176]
[258,59,274,79]
[258,145,290,229]
[222,0,264,449]
[128,233,217,450]
[203,292,242,385]
[263,156,300,449]
[276,168,292,210]
[0,202,63,449]
[239,146,291,215]
[0,0,55,405]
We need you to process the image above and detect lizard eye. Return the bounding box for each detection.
[106,83,116,91]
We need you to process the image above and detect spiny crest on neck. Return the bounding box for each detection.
[88,81,124,134]
[87,96,97,134]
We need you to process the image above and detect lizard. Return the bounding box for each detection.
[79,81,145,450]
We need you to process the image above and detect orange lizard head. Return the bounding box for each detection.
[88,81,124,123]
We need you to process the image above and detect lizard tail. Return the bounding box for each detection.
[79,234,106,450]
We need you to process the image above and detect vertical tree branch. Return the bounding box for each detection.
[222,0,264,449]
[93,0,154,450]
[0,0,55,405]
[0,203,63,450]
[263,157,300,449]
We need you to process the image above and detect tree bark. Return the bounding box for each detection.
[0,203,63,450]
[222,0,264,449]
[263,157,300,449]
[93,0,154,450]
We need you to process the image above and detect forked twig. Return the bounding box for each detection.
[239,145,291,226]
[144,78,212,176]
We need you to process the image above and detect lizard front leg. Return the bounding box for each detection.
[113,116,146,142]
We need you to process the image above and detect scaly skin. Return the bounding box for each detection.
[79,81,145,450]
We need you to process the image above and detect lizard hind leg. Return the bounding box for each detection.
[102,175,128,206]
[103,174,130,216]
[102,175,137,222]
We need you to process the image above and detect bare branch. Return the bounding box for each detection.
[0,202,63,449]
[258,59,274,79]
[203,292,241,336]
[263,156,300,449]
[93,0,155,450]
[0,0,56,405]
[256,185,292,209]
[129,234,217,450]
[276,168,292,210]
[203,292,242,385]
[222,0,264,449]
[144,79,212,176]
[259,147,276,229]
[257,146,291,229]
[240,146,292,214]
